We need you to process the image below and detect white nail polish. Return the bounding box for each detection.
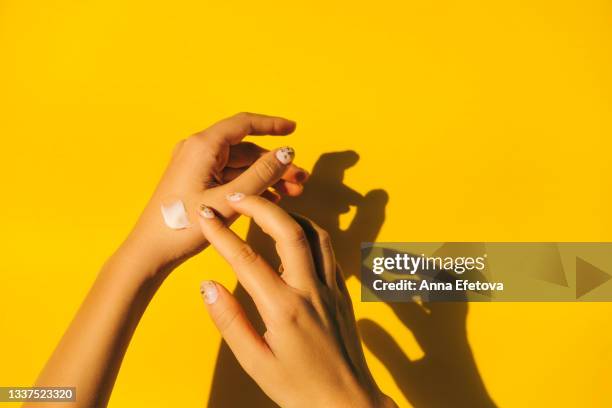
[199,204,215,219]
[200,281,218,304]
[275,147,295,165]
[160,199,191,230]
[226,192,245,202]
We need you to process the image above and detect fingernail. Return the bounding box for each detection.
[275,147,295,165]
[226,192,245,202]
[198,204,215,219]
[295,169,309,183]
[200,281,218,304]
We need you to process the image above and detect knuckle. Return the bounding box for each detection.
[275,295,307,325]
[234,111,252,120]
[231,243,259,266]
[233,112,254,132]
[184,135,208,150]
[254,159,278,183]
[215,306,241,333]
[184,136,224,164]
[283,224,308,247]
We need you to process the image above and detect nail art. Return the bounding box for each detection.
[200,281,218,304]
[226,192,245,202]
[199,204,215,219]
[275,147,295,165]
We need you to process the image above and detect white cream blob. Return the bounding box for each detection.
[161,199,191,230]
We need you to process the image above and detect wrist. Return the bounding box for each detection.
[109,239,173,284]
[119,204,211,278]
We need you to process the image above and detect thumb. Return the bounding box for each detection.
[200,280,272,376]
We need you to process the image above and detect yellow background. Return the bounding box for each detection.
[1,1,611,406]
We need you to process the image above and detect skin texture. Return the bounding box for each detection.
[28,113,307,408]
[198,194,397,408]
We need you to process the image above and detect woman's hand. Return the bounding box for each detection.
[29,114,307,408]
[197,194,396,408]
[121,112,308,278]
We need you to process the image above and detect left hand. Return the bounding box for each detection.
[119,112,308,277]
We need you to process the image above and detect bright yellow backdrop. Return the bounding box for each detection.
[1,1,611,407]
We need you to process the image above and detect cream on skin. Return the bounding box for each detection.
[161,199,191,229]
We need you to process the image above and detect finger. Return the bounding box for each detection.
[261,189,281,203]
[200,280,272,376]
[224,194,317,291]
[219,148,296,198]
[221,167,246,182]
[197,206,285,312]
[223,165,307,187]
[197,112,296,147]
[294,215,337,289]
[227,142,309,182]
[336,265,349,297]
[281,163,310,184]
[272,180,304,197]
[222,168,303,197]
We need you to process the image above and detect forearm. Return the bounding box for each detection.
[29,245,166,408]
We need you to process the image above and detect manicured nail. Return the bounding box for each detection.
[275,147,295,165]
[200,281,218,304]
[198,204,215,219]
[295,169,309,183]
[226,192,245,202]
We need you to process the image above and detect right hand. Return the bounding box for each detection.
[197,194,396,408]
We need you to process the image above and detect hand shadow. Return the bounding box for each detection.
[359,265,497,408]
[205,151,494,407]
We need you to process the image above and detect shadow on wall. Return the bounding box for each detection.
[206,151,496,408]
